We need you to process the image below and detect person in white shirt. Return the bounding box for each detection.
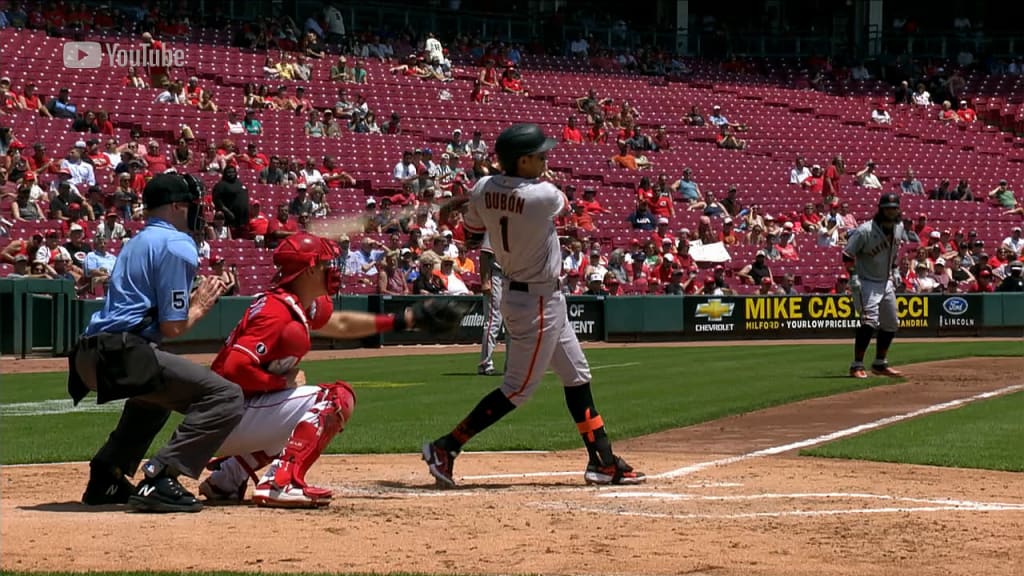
[789,157,811,185]
[60,149,96,187]
[1002,226,1024,257]
[425,32,448,71]
[871,107,892,124]
[393,150,418,182]
[855,161,883,189]
[439,230,460,259]
[438,256,471,295]
[912,84,932,106]
[96,211,129,241]
[298,158,324,187]
[323,5,346,40]
[468,130,487,156]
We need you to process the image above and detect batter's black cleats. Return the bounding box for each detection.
[584,456,647,485]
[423,441,458,488]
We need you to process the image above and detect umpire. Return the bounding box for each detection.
[70,172,243,513]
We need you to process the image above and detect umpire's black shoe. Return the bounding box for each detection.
[82,464,135,505]
[127,474,203,513]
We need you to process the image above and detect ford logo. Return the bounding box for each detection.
[943,297,968,316]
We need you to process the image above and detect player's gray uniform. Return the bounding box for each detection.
[843,219,911,332]
[464,175,591,406]
[479,235,505,374]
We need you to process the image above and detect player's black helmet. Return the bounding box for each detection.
[878,193,900,209]
[495,123,557,175]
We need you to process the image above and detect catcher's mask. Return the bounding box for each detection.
[273,233,342,294]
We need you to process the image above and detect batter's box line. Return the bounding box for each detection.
[595,491,1024,509]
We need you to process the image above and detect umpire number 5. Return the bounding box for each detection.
[499,216,510,251]
[171,290,187,311]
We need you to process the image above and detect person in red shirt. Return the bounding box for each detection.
[719,218,741,246]
[141,32,170,88]
[199,233,428,507]
[320,156,356,189]
[823,155,844,199]
[801,165,824,195]
[562,116,583,144]
[914,213,933,241]
[248,201,270,241]
[567,203,597,233]
[85,140,110,170]
[266,204,299,248]
[95,111,115,135]
[651,218,676,246]
[777,223,800,260]
[238,143,269,171]
[500,66,528,95]
[648,189,674,219]
[957,101,977,123]
[578,188,610,215]
[143,141,170,174]
[587,118,608,143]
[969,270,996,292]
[470,79,490,104]
[19,83,52,118]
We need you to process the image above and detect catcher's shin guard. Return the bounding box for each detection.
[260,381,355,504]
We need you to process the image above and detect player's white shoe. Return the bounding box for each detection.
[252,481,331,509]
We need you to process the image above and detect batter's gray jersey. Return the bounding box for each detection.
[464,174,590,405]
[843,219,911,282]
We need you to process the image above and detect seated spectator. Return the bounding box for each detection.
[686,105,705,126]
[912,83,932,106]
[5,254,35,278]
[716,125,746,150]
[83,236,116,288]
[772,273,799,295]
[776,224,800,260]
[583,273,609,296]
[871,106,892,124]
[376,251,408,295]
[183,77,204,106]
[11,184,43,222]
[671,168,701,203]
[210,256,239,296]
[562,116,583,144]
[851,62,872,80]
[206,211,232,241]
[154,82,185,105]
[855,161,882,189]
[629,200,656,231]
[801,165,825,195]
[899,168,924,195]
[266,203,299,248]
[997,262,1024,292]
[46,87,77,119]
[17,82,52,118]
[789,157,811,185]
[124,66,147,88]
[609,142,652,171]
[688,190,727,218]
[64,224,91,267]
[434,256,471,295]
[738,251,773,285]
[719,218,741,246]
[413,254,445,294]
[939,100,960,122]
[988,180,1017,209]
[957,100,977,123]
[225,111,245,135]
[196,91,218,113]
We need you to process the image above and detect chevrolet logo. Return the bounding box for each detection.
[696,299,734,322]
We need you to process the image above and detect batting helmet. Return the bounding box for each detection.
[878,193,901,209]
[272,233,341,293]
[495,123,557,174]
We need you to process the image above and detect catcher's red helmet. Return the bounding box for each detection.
[272,233,341,292]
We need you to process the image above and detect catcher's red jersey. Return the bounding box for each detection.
[211,289,313,395]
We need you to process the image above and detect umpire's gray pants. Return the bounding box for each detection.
[479,270,505,372]
[76,346,244,479]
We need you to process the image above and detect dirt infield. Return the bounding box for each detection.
[2,354,1022,576]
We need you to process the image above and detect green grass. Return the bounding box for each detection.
[1,342,1020,465]
[803,391,1024,472]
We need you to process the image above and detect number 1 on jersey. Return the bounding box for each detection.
[499,216,510,251]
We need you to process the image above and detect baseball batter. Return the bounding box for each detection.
[842,193,912,378]
[199,233,465,508]
[423,123,645,487]
[477,234,506,375]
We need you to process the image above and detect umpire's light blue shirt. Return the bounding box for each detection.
[83,218,198,343]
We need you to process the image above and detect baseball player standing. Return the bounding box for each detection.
[69,173,243,513]
[843,193,912,378]
[477,234,506,375]
[423,123,645,487]
[198,233,461,508]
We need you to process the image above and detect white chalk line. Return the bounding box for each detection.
[597,491,1024,509]
[0,398,126,416]
[535,502,1024,521]
[653,383,1024,479]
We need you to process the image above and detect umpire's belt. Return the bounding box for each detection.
[68,332,164,406]
[508,280,561,295]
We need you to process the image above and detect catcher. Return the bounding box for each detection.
[199,232,466,508]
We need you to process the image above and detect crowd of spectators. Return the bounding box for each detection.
[1,4,1022,298]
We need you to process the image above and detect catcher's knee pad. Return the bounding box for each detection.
[316,381,356,427]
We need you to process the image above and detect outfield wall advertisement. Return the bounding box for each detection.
[378,295,604,345]
[684,294,984,338]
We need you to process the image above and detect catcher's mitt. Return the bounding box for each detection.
[412,299,472,333]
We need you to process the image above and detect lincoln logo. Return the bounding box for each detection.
[942,297,968,316]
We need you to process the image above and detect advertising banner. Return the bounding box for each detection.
[684,294,983,338]
[378,296,605,345]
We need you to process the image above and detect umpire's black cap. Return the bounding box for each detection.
[878,192,901,209]
[143,173,198,209]
[495,123,557,171]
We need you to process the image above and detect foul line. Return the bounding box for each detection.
[596,491,1024,509]
[653,383,1024,479]
[540,502,1024,521]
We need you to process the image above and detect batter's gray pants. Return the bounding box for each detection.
[76,346,244,479]
[479,270,505,372]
